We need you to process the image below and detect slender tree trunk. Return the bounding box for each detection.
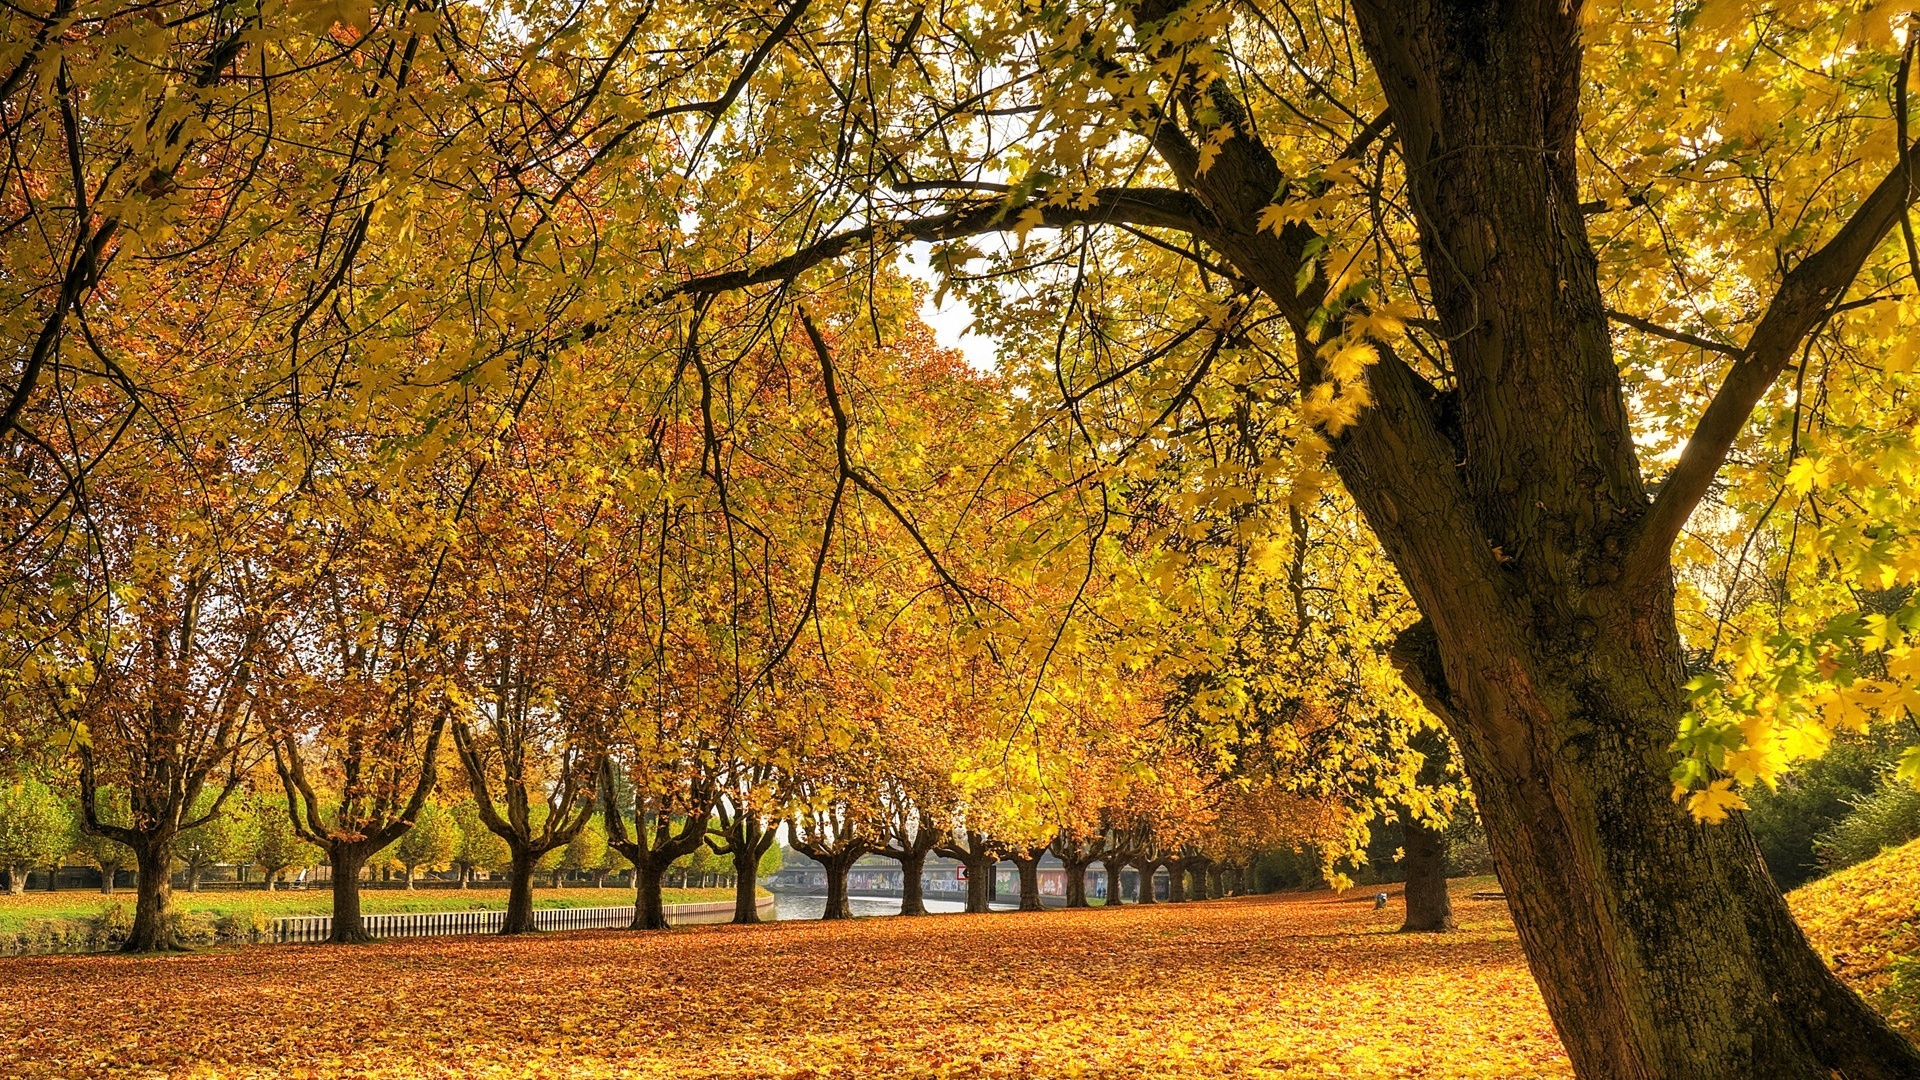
[821,855,854,920]
[328,846,374,944]
[1401,818,1455,932]
[47,864,58,891]
[501,851,538,934]
[632,861,670,930]
[730,847,762,924]
[1063,861,1090,908]
[898,852,929,916]
[1099,858,1126,906]
[123,837,178,952]
[403,866,416,891]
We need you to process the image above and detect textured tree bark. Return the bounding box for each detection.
[632,863,669,930]
[1062,859,1091,907]
[1165,864,1186,904]
[819,853,857,920]
[123,837,178,952]
[728,844,763,924]
[1098,857,1127,906]
[1400,818,1455,933]
[4,866,23,896]
[897,851,928,916]
[1104,0,1920,1070]
[501,851,539,934]
[327,846,374,944]
[1010,850,1044,912]
[1131,860,1158,905]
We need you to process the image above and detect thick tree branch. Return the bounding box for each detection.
[1604,308,1743,359]
[1622,149,1920,585]
[638,188,1211,309]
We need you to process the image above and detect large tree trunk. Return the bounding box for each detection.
[123,837,178,952]
[1400,818,1455,933]
[1011,853,1043,912]
[730,847,761,924]
[898,852,928,916]
[501,851,538,934]
[1062,860,1090,908]
[1165,864,1186,904]
[962,855,993,913]
[1099,858,1126,906]
[328,847,373,944]
[263,869,276,892]
[186,865,202,893]
[99,863,118,895]
[403,866,416,891]
[820,854,854,920]
[633,861,670,930]
[4,865,23,896]
[1132,861,1158,904]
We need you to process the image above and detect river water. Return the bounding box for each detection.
[771,894,1017,920]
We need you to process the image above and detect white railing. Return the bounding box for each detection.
[270,895,773,943]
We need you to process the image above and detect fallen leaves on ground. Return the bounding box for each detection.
[0,881,1570,1079]
[1790,836,1920,1018]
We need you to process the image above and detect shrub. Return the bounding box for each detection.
[1815,774,1920,873]
[88,902,132,948]
[214,910,272,943]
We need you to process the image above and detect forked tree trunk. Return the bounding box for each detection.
[501,851,539,934]
[897,852,929,916]
[1400,818,1455,933]
[4,866,23,896]
[1099,858,1127,906]
[328,847,374,944]
[123,837,178,952]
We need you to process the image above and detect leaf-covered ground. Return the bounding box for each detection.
[1790,836,1920,1024]
[1,881,1572,1079]
[0,887,745,933]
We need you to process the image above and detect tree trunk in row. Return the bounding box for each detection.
[502,851,540,934]
[818,852,858,921]
[897,851,929,916]
[1099,858,1127,906]
[327,845,374,944]
[1132,861,1158,905]
[1010,850,1044,912]
[1062,859,1092,908]
[124,837,180,952]
[1400,817,1455,933]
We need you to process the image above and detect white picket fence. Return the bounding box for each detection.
[273,905,637,942]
